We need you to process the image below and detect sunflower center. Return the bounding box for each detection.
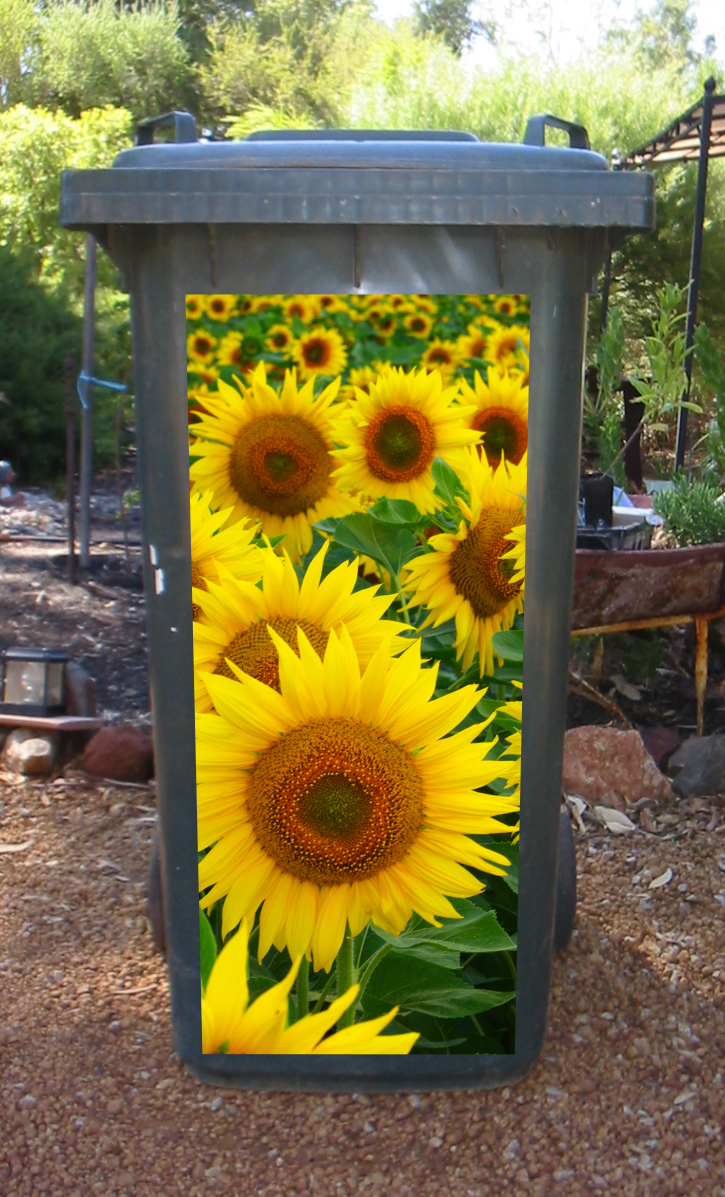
[303,338,328,367]
[449,509,524,619]
[229,414,332,517]
[365,407,435,482]
[428,349,451,365]
[191,560,207,621]
[214,616,329,691]
[473,408,528,467]
[247,717,424,884]
[271,333,287,348]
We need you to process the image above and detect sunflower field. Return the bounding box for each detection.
[189,293,529,1056]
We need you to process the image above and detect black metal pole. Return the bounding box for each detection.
[599,251,612,335]
[79,234,97,569]
[63,354,77,584]
[675,76,716,471]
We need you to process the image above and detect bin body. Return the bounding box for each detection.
[61,130,653,1090]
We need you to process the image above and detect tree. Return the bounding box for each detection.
[0,0,39,108]
[605,0,699,73]
[27,0,195,122]
[411,0,495,56]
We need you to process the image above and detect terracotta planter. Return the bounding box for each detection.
[571,542,725,629]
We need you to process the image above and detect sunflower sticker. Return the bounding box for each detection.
[189,293,529,1056]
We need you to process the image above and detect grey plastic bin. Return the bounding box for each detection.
[60,112,654,1092]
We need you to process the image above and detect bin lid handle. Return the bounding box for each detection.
[523,114,590,150]
[136,112,198,146]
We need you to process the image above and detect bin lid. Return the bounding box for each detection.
[60,121,654,232]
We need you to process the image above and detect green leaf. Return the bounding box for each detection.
[491,629,524,662]
[368,497,422,526]
[361,953,515,1020]
[199,908,217,996]
[432,457,464,507]
[374,899,515,955]
[332,513,420,580]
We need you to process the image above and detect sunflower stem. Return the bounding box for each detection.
[392,575,412,625]
[312,968,337,1015]
[336,924,356,1029]
[503,951,517,984]
[296,955,309,1022]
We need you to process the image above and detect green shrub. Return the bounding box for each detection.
[653,474,725,546]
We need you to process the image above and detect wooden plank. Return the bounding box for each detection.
[0,714,102,731]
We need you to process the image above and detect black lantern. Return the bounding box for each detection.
[0,647,68,716]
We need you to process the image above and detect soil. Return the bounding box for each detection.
[1,485,725,1195]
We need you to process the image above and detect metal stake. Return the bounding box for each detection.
[675,77,716,471]
[79,234,97,569]
[63,354,77,584]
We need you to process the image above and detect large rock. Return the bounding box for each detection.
[81,726,154,783]
[562,726,674,805]
[668,735,725,797]
[3,728,59,776]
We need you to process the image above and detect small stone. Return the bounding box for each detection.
[428,1137,443,1149]
[3,729,59,777]
[81,726,154,783]
[408,1094,422,1109]
[503,1138,521,1161]
[210,1096,223,1111]
[107,1099,123,1115]
[17,1095,36,1109]
[669,735,725,797]
[639,807,657,833]
[108,1020,121,1034]
[562,727,674,805]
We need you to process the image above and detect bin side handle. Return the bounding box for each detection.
[136,112,198,146]
[523,114,590,150]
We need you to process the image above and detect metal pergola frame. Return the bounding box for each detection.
[601,76,725,469]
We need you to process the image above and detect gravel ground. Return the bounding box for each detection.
[2,491,725,1194]
[1,764,724,1197]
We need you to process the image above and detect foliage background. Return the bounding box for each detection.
[1,0,724,479]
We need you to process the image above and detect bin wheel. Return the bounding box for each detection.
[146,823,166,956]
[553,807,577,952]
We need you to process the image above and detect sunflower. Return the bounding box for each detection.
[492,296,518,316]
[413,296,438,315]
[403,448,527,677]
[186,295,205,320]
[485,324,530,373]
[330,366,480,514]
[458,368,528,469]
[192,541,411,711]
[249,296,283,314]
[189,490,262,620]
[282,296,317,324]
[456,321,492,361]
[266,324,294,354]
[205,295,237,322]
[188,363,220,389]
[421,338,465,380]
[293,327,348,380]
[189,363,361,561]
[339,363,389,404]
[387,295,414,313]
[197,628,518,970]
[402,312,434,338]
[316,295,351,315]
[187,330,218,366]
[500,521,525,585]
[201,919,418,1054]
[216,332,254,371]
